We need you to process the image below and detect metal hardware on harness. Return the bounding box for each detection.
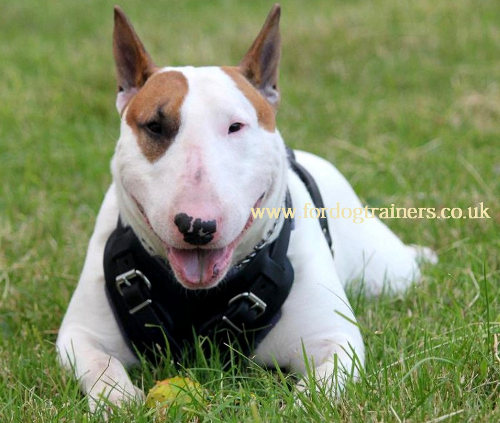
[128,299,153,315]
[229,292,267,316]
[222,292,267,334]
[235,208,283,269]
[221,316,244,334]
[115,269,153,314]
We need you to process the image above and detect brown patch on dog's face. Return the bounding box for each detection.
[221,66,276,132]
[125,71,188,162]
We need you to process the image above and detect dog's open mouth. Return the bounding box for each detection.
[166,197,262,289]
[131,192,264,289]
[166,244,235,289]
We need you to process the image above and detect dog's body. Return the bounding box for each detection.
[57,5,435,410]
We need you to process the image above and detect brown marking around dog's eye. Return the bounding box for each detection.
[126,71,188,162]
[221,66,276,132]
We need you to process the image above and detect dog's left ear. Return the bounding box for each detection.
[113,6,157,114]
[239,4,281,108]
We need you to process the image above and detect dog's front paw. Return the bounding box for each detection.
[89,382,144,416]
[293,375,344,410]
[293,357,353,407]
[295,374,344,398]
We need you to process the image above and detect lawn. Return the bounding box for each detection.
[0,0,498,421]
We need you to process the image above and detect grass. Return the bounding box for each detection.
[0,0,499,421]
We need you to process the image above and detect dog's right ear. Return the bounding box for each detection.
[113,6,156,114]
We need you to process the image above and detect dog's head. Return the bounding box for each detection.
[111,5,288,290]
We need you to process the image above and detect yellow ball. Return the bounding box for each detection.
[145,376,205,410]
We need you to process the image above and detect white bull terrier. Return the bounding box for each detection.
[57,4,436,411]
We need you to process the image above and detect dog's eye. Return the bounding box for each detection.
[145,121,162,136]
[228,122,244,134]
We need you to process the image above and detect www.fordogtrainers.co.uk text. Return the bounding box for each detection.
[251,202,491,224]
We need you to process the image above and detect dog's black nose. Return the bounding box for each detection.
[174,213,217,245]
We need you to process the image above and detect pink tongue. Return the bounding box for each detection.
[168,246,233,287]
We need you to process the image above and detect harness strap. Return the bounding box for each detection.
[104,230,183,358]
[287,148,333,252]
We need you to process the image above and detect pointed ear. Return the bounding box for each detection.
[113,6,157,113]
[239,4,281,107]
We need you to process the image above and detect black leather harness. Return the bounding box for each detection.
[103,149,332,361]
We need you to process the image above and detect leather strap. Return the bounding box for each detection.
[287,147,333,253]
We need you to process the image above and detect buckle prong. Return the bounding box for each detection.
[228,292,267,317]
[115,269,153,314]
[222,291,267,333]
[115,269,151,296]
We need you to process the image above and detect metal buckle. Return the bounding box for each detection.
[222,292,267,333]
[115,269,153,314]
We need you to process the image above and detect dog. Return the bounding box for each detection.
[56,4,436,411]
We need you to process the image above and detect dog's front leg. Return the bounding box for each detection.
[57,185,142,411]
[254,178,365,398]
[255,253,365,399]
[57,325,143,412]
